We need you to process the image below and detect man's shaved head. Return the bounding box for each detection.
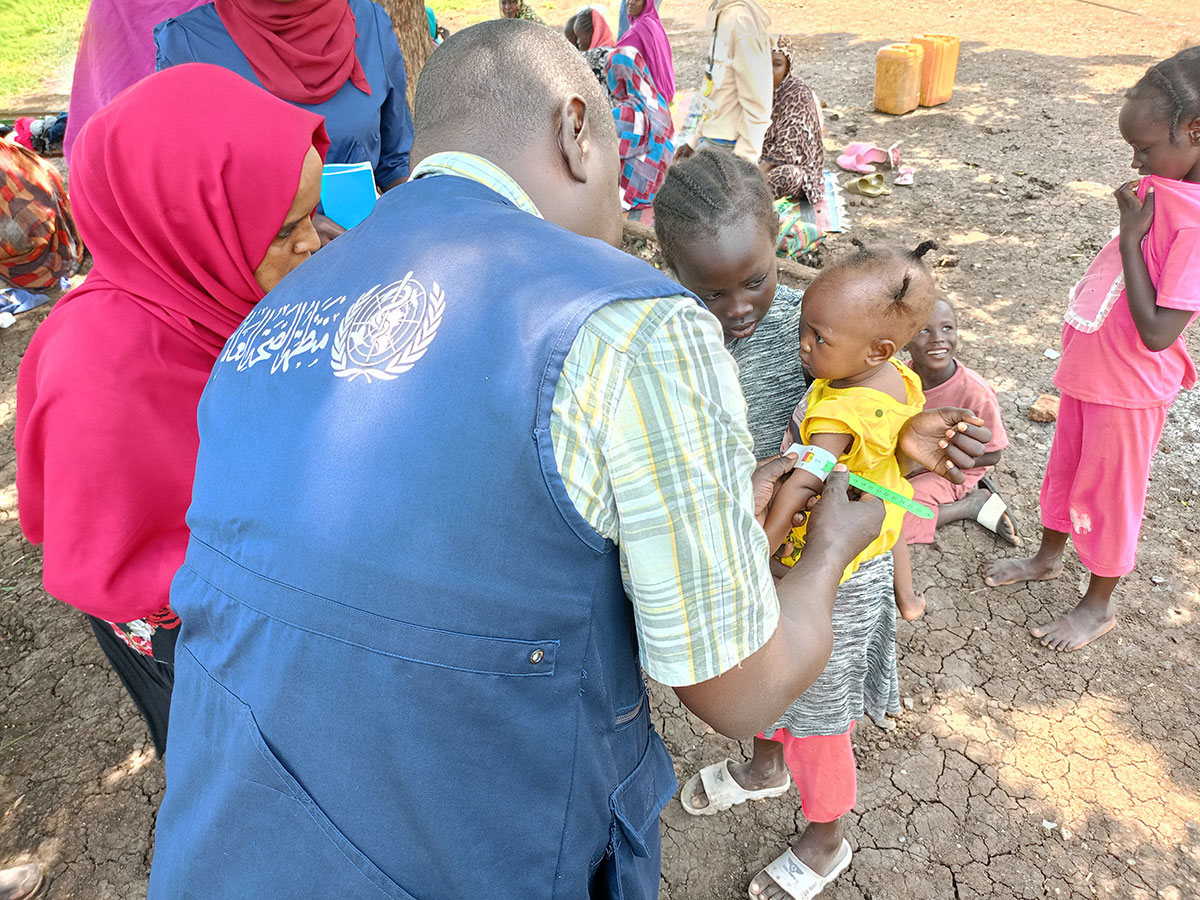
[412,19,614,161]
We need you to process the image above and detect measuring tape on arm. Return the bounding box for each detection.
[784,443,935,520]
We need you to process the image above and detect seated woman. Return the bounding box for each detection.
[760,35,825,203]
[498,0,544,23]
[616,0,673,104]
[1,140,82,290]
[15,63,327,757]
[155,0,412,239]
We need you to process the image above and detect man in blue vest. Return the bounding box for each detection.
[148,19,987,900]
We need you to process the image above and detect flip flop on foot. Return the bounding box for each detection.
[748,840,852,900]
[681,758,791,816]
[975,476,1020,546]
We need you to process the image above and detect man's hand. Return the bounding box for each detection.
[788,467,884,575]
[750,452,797,526]
[898,407,990,484]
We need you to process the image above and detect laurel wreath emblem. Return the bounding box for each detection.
[331,274,445,382]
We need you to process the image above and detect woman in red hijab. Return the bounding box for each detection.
[155,0,413,241]
[15,63,328,756]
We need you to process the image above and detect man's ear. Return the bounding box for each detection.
[556,95,591,184]
[867,337,896,366]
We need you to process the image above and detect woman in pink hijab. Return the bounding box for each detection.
[618,0,674,103]
[16,64,328,756]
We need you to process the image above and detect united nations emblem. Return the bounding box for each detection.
[331,272,445,381]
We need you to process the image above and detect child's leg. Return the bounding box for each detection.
[891,534,925,620]
[1032,401,1168,651]
[683,736,789,812]
[749,726,856,897]
[984,396,1085,586]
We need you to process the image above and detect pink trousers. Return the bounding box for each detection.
[904,468,987,544]
[1040,395,1168,578]
[760,724,857,822]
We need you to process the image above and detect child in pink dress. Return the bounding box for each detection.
[985,46,1200,652]
[892,299,1013,619]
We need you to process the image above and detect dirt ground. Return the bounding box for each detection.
[4,0,1200,897]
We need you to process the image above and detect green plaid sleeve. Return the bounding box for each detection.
[552,296,779,687]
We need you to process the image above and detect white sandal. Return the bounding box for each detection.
[748,840,852,900]
[976,476,1020,546]
[680,758,791,817]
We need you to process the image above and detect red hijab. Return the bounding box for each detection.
[585,8,615,49]
[215,0,371,104]
[16,64,328,623]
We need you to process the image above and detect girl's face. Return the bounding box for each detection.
[627,0,647,19]
[670,217,778,343]
[906,299,958,377]
[772,51,790,90]
[500,0,520,18]
[1119,95,1200,182]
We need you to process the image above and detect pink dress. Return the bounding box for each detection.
[1041,175,1200,576]
[904,362,1009,544]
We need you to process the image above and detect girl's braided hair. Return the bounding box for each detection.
[653,149,778,268]
[1130,46,1200,143]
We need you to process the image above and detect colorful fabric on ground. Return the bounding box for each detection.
[412,151,779,687]
[0,142,82,290]
[15,64,328,626]
[212,0,370,104]
[774,171,846,260]
[608,47,674,210]
[64,0,207,165]
[617,0,675,103]
[762,36,824,202]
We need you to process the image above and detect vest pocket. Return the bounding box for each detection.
[593,729,677,899]
[161,645,420,900]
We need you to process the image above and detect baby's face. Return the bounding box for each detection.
[797,271,880,381]
[907,299,958,375]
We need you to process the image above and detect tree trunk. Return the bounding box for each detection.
[379,0,434,112]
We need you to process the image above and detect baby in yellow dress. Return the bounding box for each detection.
[764,240,938,582]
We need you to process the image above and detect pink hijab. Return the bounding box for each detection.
[585,8,615,49]
[214,0,371,104]
[617,0,674,102]
[16,64,328,623]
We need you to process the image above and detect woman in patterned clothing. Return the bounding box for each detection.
[608,46,675,209]
[760,35,825,202]
[0,141,81,291]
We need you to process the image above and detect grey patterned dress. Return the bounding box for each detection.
[727,283,900,737]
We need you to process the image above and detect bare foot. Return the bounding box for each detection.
[895,587,926,621]
[983,555,1062,587]
[1031,601,1116,652]
[687,744,788,811]
[749,821,846,899]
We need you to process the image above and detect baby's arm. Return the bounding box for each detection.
[1115,182,1194,351]
[762,432,852,552]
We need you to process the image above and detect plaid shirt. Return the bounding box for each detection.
[411,153,778,686]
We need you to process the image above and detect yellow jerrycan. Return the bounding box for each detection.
[874,43,924,115]
[911,34,960,106]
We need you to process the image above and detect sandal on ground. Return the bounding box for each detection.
[749,840,852,900]
[835,141,879,173]
[894,165,915,186]
[976,475,1020,546]
[680,758,791,817]
[842,173,891,197]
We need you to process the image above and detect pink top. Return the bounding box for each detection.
[1054,175,1200,409]
[920,362,1009,482]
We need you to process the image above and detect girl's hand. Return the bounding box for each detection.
[898,407,990,484]
[1115,180,1155,245]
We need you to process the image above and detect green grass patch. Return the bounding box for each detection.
[0,0,88,107]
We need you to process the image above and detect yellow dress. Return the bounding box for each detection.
[777,358,926,581]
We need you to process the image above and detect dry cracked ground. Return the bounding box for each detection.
[3,0,1200,897]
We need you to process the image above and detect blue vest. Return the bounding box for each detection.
[149,176,685,900]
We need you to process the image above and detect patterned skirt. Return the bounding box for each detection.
[770,551,900,737]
